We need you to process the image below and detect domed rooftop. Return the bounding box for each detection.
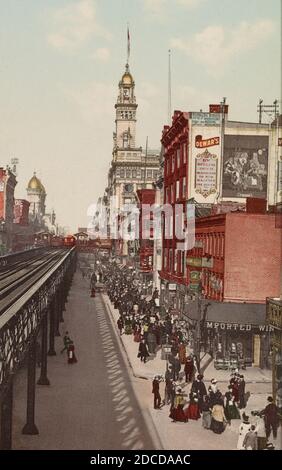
[121,64,134,86]
[27,173,46,193]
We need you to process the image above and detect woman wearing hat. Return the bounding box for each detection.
[225,387,241,421]
[210,398,227,434]
[169,387,188,422]
[237,413,251,449]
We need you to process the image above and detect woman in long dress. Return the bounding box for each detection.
[169,388,188,422]
[178,343,187,365]
[225,390,241,421]
[210,400,226,434]
[184,392,201,421]
[202,395,212,429]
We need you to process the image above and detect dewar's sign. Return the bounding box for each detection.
[195,135,220,149]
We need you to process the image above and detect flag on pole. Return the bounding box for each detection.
[127,26,130,63]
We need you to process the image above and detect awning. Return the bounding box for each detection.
[185,300,266,326]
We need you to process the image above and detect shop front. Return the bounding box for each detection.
[186,301,273,368]
[160,280,178,316]
[266,298,282,410]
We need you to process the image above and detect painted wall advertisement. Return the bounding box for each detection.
[223,135,268,198]
[192,125,220,200]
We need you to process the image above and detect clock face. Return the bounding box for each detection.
[124,183,133,193]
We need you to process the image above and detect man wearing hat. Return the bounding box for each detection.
[261,396,279,440]
[152,375,162,409]
[191,374,207,412]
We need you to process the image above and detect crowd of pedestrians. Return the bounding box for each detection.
[92,260,280,450]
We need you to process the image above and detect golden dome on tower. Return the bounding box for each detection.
[27,173,46,193]
[121,72,133,85]
[121,63,134,86]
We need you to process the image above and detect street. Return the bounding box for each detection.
[12,273,158,450]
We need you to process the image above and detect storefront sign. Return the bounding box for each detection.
[190,271,201,281]
[202,257,213,268]
[206,321,275,332]
[277,161,282,194]
[189,283,200,291]
[187,257,202,267]
[209,104,229,114]
[195,149,218,198]
[191,112,221,126]
[195,136,220,148]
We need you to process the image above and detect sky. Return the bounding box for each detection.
[0,0,280,232]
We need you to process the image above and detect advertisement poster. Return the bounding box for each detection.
[223,135,268,198]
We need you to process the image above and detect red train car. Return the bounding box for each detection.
[63,235,76,247]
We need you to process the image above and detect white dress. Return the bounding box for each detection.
[237,422,251,450]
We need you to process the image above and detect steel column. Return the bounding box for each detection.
[22,338,39,435]
[54,294,61,337]
[47,301,56,356]
[37,312,50,385]
[59,286,64,322]
[0,379,13,450]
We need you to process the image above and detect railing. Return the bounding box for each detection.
[0,248,76,397]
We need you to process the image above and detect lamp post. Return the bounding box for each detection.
[163,334,172,372]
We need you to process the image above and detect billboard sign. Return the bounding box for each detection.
[223,135,268,198]
[191,112,220,126]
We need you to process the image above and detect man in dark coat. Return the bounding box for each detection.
[261,396,279,439]
[152,376,162,409]
[191,374,207,412]
[238,375,246,409]
[117,316,124,335]
[138,340,149,363]
[184,356,195,383]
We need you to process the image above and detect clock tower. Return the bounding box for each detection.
[114,63,138,152]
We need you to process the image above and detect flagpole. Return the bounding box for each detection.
[127,24,130,66]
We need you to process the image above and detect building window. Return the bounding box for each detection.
[120,169,125,178]
[174,250,178,273]
[177,148,180,169]
[176,180,180,200]
[141,169,145,180]
[153,170,158,180]
[181,251,185,275]
[132,169,137,178]
[123,132,129,148]
[183,143,187,164]
[169,248,173,272]
[126,169,131,178]
[147,170,152,179]
[182,177,186,198]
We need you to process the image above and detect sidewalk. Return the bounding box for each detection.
[102,294,271,384]
[102,294,281,450]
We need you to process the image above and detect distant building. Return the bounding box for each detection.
[26,172,46,226]
[0,167,17,253]
[107,61,160,262]
[14,199,30,225]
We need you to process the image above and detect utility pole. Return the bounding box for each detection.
[258,99,263,124]
[168,49,172,125]
[219,97,226,202]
